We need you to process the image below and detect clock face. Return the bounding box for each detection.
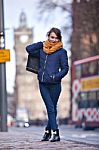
[19,35,29,43]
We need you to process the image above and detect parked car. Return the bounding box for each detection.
[15,120,29,127]
[15,108,29,127]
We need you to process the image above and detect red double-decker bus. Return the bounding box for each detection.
[72,55,99,129]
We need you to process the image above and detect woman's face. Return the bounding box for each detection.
[48,32,59,43]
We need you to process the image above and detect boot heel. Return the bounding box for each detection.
[41,129,51,141]
[50,129,60,142]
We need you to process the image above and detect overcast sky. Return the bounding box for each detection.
[4,0,72,93]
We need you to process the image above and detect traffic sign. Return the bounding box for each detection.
[0,49,10,63]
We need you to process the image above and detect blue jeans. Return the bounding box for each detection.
[39,82,61,130]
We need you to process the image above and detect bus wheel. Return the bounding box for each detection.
[82,122,91,130]
[81,122,87,130]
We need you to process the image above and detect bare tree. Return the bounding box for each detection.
[36,0,73,51]
[37,0,72,13]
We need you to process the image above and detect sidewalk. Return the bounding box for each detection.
[60,125,99,145]
[0,126,99,150]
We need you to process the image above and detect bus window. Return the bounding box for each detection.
[88,91,97,108]
[88,91,96,100]
[80,92,89,108]
[75,65,81,79]
[89,61,98,76]
[76,92,81,108]
[81,63,89,77]
[81,60,98,77]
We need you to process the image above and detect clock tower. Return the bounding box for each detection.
[14,11,46,121]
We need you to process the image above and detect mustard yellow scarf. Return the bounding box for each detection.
[43,40,63,54]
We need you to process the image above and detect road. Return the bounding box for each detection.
[0,125,99,150]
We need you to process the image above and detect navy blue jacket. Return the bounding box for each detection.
[26,42,69,83]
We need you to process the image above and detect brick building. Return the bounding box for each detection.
[71,0,99,62]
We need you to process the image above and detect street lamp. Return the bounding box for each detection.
[0,0,8,132]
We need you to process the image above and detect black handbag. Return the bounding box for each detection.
[26,55,39,74]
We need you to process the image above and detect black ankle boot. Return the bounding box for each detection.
[41,129,51,141]
[50,129,60,142]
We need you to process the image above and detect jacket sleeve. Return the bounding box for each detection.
[55,49,69,80]
[26,42,43,57]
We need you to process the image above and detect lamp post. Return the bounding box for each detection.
[0,0,8,132]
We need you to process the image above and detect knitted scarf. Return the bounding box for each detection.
[43,40,63,54]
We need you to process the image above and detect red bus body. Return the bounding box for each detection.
[72,55,99,129]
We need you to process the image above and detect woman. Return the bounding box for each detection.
[26,27,69,142]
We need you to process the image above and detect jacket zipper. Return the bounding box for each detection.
[41,55,48,82]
